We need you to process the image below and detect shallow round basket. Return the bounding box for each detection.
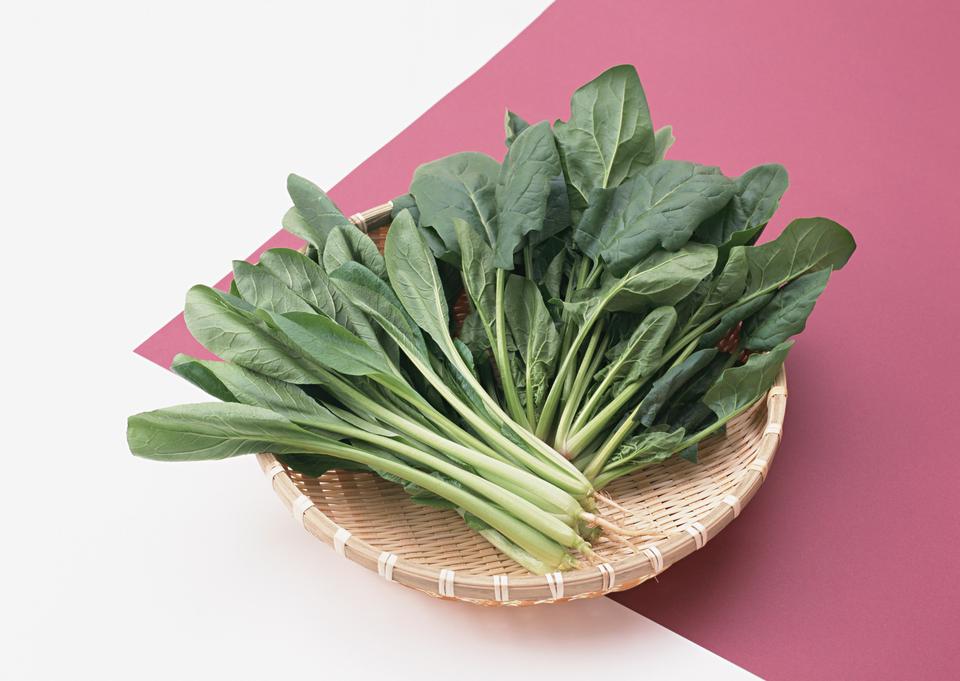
[256,201,788,606]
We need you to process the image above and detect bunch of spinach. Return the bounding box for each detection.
[128,65,855,570]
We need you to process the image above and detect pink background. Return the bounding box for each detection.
[137,1,960,678]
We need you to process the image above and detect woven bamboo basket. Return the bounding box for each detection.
[255,201,787,606]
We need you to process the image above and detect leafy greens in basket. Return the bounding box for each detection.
[127,64,855,573]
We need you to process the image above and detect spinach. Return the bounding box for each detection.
[130,64,857,570]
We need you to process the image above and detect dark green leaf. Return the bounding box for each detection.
[695,164,788,259]
[594,161,734,275]
[554,65,655,206]
[744,269,831,350]
[703,342,792,421]
[494,121,562,268]
[504,275,561,412]
[637,349,718,427]
[602,243,718,312]
[409,152,500,254]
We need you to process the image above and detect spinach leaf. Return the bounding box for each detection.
[504,110,530,147]
[408,152,500,256]
[169,357,347,432]
[330,261,430,362]
[743,268,831,350]
[232,261,315,314]
[703,341,792,421]
[554,65,655,207]
[322,224,387,279]
[455,218,497,335]
[695,164,788,260]
[494,121,562,267]
[684,246,749,330]
[258,310,399,379]
[610,427,686,468]
[594,161,734,275]
[609,306,678,387]
[504,275,561,415]
[653,125,675,161]
[258,248,338,317]
[384,210,456,363]
[743,217,855,296]
[284,174,353,251]
[183,285,322,384]
[637,349,718,427]
[602,243,718,311]
[127,402,326,461]
[697,292,776,348]
[171,353,237,403]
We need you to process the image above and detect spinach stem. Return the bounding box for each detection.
[495,268,531,429]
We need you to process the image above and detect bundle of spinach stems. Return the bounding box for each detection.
[128,65,855,574]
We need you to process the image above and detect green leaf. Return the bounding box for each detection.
[504,110,530,147]
[610,427,685,468]
[695,164,788,258]
[591,161,734,275]
[685,246,749,329]
[697,292,775,348]
[330,261,430,362]
[609,306,678,387]
[390,193,421,224]
[554,65,656,206]
[258,310,398,379]
[277,454,369,478]
[653,125,675,161]
[602,243,718,312]
[258,248,338,317]
[127,402,325,461]
[409,152,500,254]
[703,342,792,421]
[183,285,322,384]
[384,210,456,362]
[455,218,497,332]
[232,261,315,314]
[504,275,561,413]
[494,121,562,268]
[637,349,718,426]
[744,268,831,350]
[743,217,855,297]
[171,353,237,403]
[284,174,352,251]
[170,357,347,432]
[322,224,386,279]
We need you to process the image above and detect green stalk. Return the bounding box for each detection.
[461,515,573,575]
[313,440,572,568]
[494,268,530,429]
[383,347,592,497]
[331,426,588,550]
[554,323,607,450]
[564,381,640,457]
[582,403,642,481]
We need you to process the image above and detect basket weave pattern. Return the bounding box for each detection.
[254,202,787,606]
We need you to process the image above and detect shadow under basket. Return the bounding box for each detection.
[255,201,788,606]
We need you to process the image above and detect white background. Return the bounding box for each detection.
[1,2,756,678]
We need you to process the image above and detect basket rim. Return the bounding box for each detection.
[254,202,788,606]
